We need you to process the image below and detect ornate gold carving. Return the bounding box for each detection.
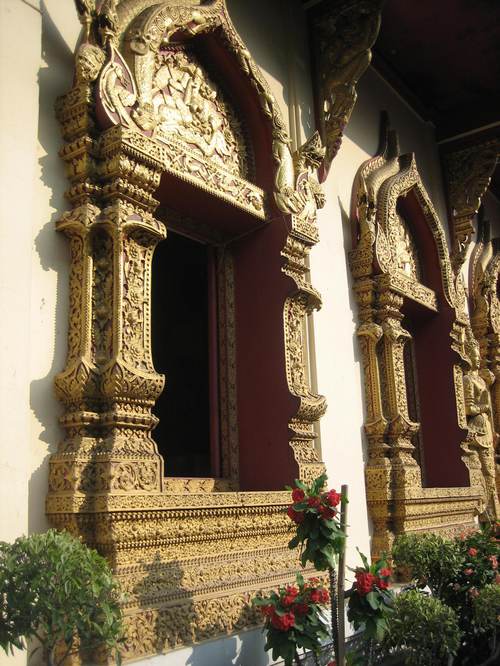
[471,235,500,504]
[75,43,106,83]
[310,0,383,175]
[50,1,327,661]
[152,48,246,176]
[280,133,327,482]
[443,138,500,270]
[350,120,482,557]
[463,331,500,519]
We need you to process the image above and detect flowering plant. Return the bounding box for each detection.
[451,524,500,598]
[392,523,500,665]
[252,573,331,665]
[287,474,345,570]
[347,549,394,641]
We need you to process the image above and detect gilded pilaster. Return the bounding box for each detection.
[376,286,419,474]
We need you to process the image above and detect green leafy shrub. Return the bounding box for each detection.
[391,532,463,596]
[390,526,500,664]
[472,583,500,634]
[382,590,461,666]
[0,529,123,665]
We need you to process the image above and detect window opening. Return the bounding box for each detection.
[151,230,214,477]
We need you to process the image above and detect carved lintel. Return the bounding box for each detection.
[443,139,499,271]
[310,0,384,177]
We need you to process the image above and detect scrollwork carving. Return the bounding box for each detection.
[310,0,383,175]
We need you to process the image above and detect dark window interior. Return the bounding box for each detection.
[151,231,211,477]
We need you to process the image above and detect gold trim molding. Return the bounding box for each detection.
[49,0,327,660]
[350,121,483,557]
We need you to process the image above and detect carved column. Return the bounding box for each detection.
[352,277,390,553]
[471,248,500,502]
[282,236,327,484]
[49,109,167,512]
[376,284,421,542]
[490,335,500,495]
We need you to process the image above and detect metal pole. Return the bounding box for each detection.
[337,484,348,666]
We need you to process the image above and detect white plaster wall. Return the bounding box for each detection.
[227,0,315,149]
[129,628,274,666]
[346,67,449,226]
[0,1,78,662]
[0,0,40,551]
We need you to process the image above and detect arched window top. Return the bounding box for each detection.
[351,122,461,316]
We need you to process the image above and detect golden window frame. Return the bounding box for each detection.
[47,0,328,659]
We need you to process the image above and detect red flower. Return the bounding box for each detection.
[271,611,295,631]
[325,490,341,507]
[319,589,330,603]
[327,662,337,666]
[287,506,304,524]
[260,604,274,617]
[292,488,305,503]
[355,571,376,596]
[489,555,498,570]
[464,568,474,576]
[319,505,336,520]
[295,602,310,615]
[307,496,320,508]
[468,547,478,557]
[309,589,322,603]
[379,567,392,578]
[375,577,389,590]
[282,585,298,607]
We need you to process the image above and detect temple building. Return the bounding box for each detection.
[1,0,499,664]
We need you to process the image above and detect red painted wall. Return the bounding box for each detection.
[400,192,469,487]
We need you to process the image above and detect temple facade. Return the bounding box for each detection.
[1,0,499,664]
